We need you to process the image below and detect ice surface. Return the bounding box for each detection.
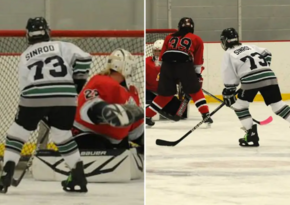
[1,172,143,205]
[146,102,290,205]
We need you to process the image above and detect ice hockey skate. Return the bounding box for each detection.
[62,161,88,193]
[0,161,16,194]
[239,124,259,147]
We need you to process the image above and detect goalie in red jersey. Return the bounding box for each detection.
[146,17,213,127]
[72,48,144,150]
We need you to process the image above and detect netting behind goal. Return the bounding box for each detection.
[0,30,144,159]
[146,29,177,57]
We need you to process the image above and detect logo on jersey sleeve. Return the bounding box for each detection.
[84,89,98,100]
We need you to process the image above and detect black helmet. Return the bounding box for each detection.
[220,28,241,50]
[178,17,194,33]
[26,17,50,45]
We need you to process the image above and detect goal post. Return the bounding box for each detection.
[0,30,144,158]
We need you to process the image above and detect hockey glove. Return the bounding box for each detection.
[222,88,237,107]
[196,73,203,87]
[102,104,144,127]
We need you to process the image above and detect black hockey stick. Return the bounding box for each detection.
[11,121,50,187]
[156,102,226,146]
[202,89,273,125]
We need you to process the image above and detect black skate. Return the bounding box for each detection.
[62,161,88,193]
[0,161,16,194]
[146,117,155,126]
[202,113,213,127]
[239,124,259,147]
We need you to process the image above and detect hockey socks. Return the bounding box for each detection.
[270,101,290,122]
[189,89,209,114]
[146,95,173,117]
[3,122,31,166]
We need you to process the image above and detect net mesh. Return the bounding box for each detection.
[145,29,177,57]
[0,30,144,158]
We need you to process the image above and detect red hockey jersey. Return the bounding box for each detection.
[146,56,161,92]
[159,33,204,73]
[74,75,143,141]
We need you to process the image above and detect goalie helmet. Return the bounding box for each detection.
[152,39,164,65]
[220,28,241,50]
[105,49,139,91]
[26,17,51,45]
[178,17,194,33]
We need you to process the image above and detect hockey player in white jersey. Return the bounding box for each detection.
[220,27,290,147]
[0,17,91,193]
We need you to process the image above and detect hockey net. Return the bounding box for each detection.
[0,30,144,159]
[146,29,177,57]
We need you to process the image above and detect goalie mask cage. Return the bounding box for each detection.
[146,29,177,57]
[0,30,144,159]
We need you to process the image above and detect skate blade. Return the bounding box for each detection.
[201,122,211,129]
[0,187,8,194]
[63,186,88,193]
[239,142,259,147]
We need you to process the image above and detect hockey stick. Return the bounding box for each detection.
[156,102,226,146]
[11,121,50,187]
[202,89,273,125]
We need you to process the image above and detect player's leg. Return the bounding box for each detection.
[260,85,290,122]
[0,106,46,192]
[178,62,213,126]
[48,106,87,192]
[146,62,176,125]
[233,89,259,146]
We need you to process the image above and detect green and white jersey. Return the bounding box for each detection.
[221,44,276,90]
[18,41,92,107]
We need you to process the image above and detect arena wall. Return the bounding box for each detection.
[146,41,290,103]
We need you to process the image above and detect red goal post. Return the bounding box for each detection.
[146,29,177,57]
[0,30,144,158]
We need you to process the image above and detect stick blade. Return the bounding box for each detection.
[156,139,177,146]
[259,116,273,125]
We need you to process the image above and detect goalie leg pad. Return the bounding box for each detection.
[32,148,143,182]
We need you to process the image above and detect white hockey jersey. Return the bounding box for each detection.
[18,41,92,107]
[221,44,276,90]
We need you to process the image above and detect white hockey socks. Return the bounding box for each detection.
[50,127,81,169]
[4,122,31,166]
[232,99,253,130]
[270,101,290,122]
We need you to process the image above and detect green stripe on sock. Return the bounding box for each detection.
[57,141,78,154]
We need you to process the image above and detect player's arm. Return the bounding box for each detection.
[80,93,144,127]
[221,53,239,106]
[68,43,92,93]
[193,36,204,74]
[251,45,272,66]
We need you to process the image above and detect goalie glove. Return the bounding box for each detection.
[102,104,144,127]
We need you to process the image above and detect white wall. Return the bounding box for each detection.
[146,41,290,95]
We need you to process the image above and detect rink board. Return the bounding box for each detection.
[203,93,290,103]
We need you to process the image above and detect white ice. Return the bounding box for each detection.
[146,102,290,205]
[1,172,143,205]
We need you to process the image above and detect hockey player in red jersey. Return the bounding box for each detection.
[146,39,188,126]
[72,49,144,150]
[146,17,213,127]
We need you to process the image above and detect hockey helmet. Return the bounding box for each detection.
[220,28,241,50]
[152,39,164,59]
[26,17,51,45]
[178,17,194,33]
[105,49,139,91]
